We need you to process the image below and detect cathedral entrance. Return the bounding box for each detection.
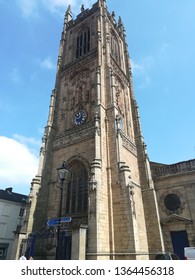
[56,230,72,260]
[25,227,72,260]
[171,230,189,260]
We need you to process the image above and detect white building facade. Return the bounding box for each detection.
[0,188,27,260]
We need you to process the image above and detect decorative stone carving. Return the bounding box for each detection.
[97,31,101,42]
[106,33,110,44]
[127,175,136,216]
[61,50,97,75]
[115,83,125,118]
[39,134,47,156]
[81,4,85,12]
[53,123,95,149]
[127,175,134,195]
[115,114,121,129]
[89,171,97,192]
[94,112,101,136]
[88,168,97,217]
[61,109,65,119]
[111,57,129,87]
[119,130,137,156]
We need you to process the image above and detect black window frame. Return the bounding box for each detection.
[65,161,88,215]
[76,28,90,59]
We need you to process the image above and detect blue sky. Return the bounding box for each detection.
[0,0,194,195]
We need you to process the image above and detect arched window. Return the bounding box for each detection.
[111,32,120,65]
[65,161,88,214]
[76,28,90,59]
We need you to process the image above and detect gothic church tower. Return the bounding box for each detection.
[19,0,164,260]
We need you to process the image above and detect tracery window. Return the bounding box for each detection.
[65,161,88,214]
[111,33,120,64]
[76,27,90,59]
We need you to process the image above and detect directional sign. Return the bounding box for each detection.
[61,217,72,223]
[47,217,72,227]
[47,218,59,227]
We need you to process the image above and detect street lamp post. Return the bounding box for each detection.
[55,161,70,260]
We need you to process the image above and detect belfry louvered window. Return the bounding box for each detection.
[65,161,88,214]
[111,33,120,65]
[76,28,90,58]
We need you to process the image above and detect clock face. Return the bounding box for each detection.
[73,110,87,125]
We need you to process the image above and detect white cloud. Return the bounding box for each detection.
[10,68,22,83]
[17,0,95,18]
[42,0,94,14]
[0,136,39,194]
[42,0,73,13]
[131,56,153,75]
[17,0,38,17]
[137,76,151,89]
[131,57,153,89]
[38,127,44,135]
[13,134,41,147]
[13,134,41,156]
[131,61,144,73]
[39,57,55,70]
[160,42,169,53]
[0,99,14,113]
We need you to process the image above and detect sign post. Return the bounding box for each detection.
[47,217,72,227]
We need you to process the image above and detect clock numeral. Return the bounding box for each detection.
[73,110,87,125]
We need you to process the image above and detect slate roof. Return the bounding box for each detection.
[0,188,27,204]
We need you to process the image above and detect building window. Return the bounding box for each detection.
[164,194,181,211]
[19,208,25,217]
[2,205,10,217]
[111,39,119,61]
[76,28,90,58]
[111,31,120,65]
[65,161,88,214]
[160,190,185,215]
[0,223,6,238]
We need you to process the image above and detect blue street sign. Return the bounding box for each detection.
[47,218,59,226]
[61,217,72,223]
[47,217,72,227]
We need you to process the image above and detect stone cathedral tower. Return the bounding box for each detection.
[18,0,165,260]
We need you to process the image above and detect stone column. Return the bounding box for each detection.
[71,225,88,260]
